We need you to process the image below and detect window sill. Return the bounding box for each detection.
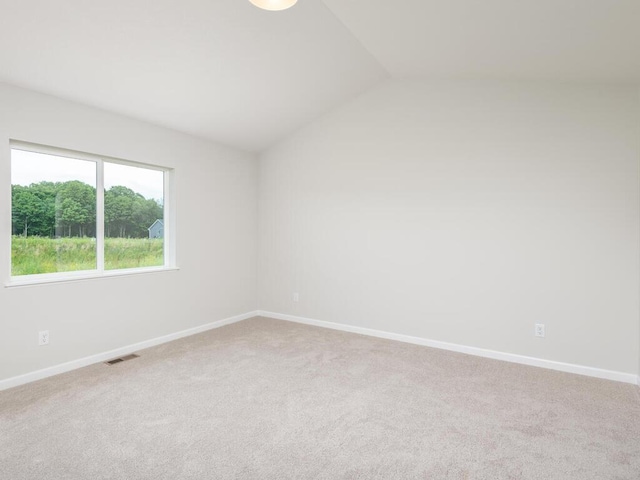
[5,266,180,288]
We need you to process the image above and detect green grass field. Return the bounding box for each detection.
[11,236,164,276]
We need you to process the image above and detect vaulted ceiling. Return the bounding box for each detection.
[324,0,640,82]
[0,0,638,152]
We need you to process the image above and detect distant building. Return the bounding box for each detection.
[148,219,164,239]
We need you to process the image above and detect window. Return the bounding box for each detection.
[10,141,173,283]
[103,162,165,270]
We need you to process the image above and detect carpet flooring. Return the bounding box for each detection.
[1,317,639,479]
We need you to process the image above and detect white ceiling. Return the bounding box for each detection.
[0,0,387,152]
[324,0,640,82]
[0,1,638,153]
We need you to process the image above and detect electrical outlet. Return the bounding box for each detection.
[293,292,299,302]
[535,324,545,338]
[38,330,49,346]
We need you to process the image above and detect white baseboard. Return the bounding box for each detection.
[258,310,640,386]
[0,310,259,392]
[4,309,638,391]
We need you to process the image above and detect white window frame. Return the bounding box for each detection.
[6,140,177,287]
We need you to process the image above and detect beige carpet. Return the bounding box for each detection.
[1,317,639,479]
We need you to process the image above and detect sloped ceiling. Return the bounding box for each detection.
[0,0,387,152]
[323,0,640,82]
[0,0,638,152]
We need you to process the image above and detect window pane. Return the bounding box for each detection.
[11,149,97,276]
[104,162,164,270]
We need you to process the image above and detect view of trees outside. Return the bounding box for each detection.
[103,162,164,271]
[11,149,164,276]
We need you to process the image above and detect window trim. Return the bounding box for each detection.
[6,140,176,287]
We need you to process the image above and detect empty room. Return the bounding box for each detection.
[1,1,639,478]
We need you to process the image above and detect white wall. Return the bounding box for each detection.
[0,83,258,382]
[258,80,640,376]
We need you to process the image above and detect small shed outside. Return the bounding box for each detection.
[148,219,164,239]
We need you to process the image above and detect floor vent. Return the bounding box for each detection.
[105,354,139,365]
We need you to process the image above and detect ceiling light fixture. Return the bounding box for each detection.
[249,0,297,11]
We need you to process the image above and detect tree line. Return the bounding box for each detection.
[12,181,163,238]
